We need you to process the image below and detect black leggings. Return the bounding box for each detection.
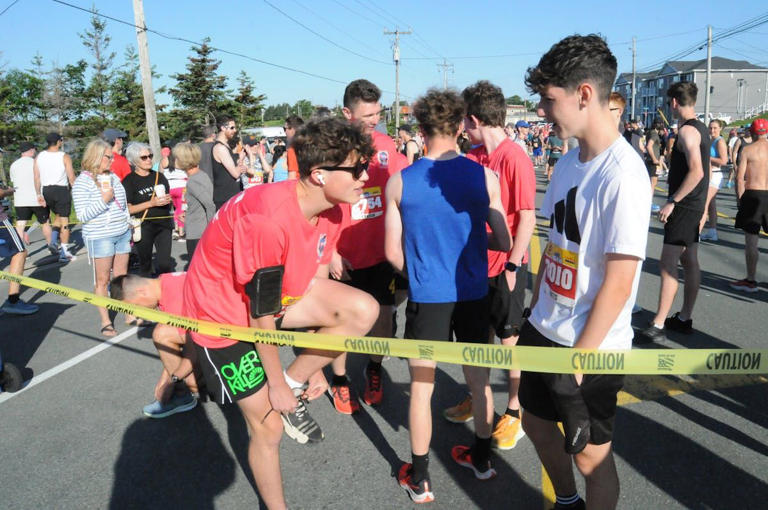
[136,221,173,276]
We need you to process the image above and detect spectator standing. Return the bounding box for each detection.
[513,120,530,153]
[198,125,217,182]
[10,142,51,245]
[270,145,289,182]
[241,135,272,189]
[700,119,728,241]
[72,140,132,337]
[123,142,174,277]
[173,142,215,260]
[398,124,422,164]
[33,132,76,262]
[211,116,245,210]
[102,128,131,180]
[163,153,188,241]
[283,115,304,180]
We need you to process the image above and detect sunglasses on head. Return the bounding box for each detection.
[139,153,153,161]
[318,160,369,179]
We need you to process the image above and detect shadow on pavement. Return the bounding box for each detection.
[614,404,768,509]
[109,405,236,509]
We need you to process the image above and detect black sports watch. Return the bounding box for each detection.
[667,197,678,205]
[504,262,519,273]
[170,374,182,384]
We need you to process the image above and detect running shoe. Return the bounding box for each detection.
[637,324,666,344]
[664,312,693,334]
[143,393,197,418]
[443,394,473,423]
[281,389,324,444]
[451,445,497,480]
[47,243,59,256]
[699,228,718,241]
[551,497,586,510]
[0,298,39,315]
[730,278,759,293]
[362,364,383,406]
[58,251,76,263]
[328,380,360,415]
[397,463,434,504]
[492,414,525,450]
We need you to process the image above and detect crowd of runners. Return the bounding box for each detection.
[1,33,767,509]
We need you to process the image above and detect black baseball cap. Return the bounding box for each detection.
[241,134,259,146]
[46,132,63,145]
[102,128,128,144]
[19,141,36,153]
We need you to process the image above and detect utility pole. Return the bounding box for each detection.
[132,0,161,164]
[384,28,411,133]
[437,59,454,90]
[704,25,712,123]
[631,36,637,121]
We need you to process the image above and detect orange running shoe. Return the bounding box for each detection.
[328,381,360,415]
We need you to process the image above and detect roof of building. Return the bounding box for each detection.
[663,56,766,73]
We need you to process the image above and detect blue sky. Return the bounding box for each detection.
[1,0,767,110]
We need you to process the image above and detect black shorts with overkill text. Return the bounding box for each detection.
[405,296,490,345]
[347,261,395,306]
[518,321,625,450]
[194,340,267,405]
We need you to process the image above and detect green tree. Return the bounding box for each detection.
[44,60,88,134]
[263,102,291,122]
[168,37,229,137]
[0,69,45,146]
[233,71,266,128]
[293,99,313,119]
[79,6,115,129]
[506,95,523,105]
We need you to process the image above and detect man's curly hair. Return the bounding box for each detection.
[292,118,374,177]
[525,34,616,104]
[413,88,465,137]
[462,80,506,128]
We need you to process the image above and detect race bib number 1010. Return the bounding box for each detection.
[542,242,578,307]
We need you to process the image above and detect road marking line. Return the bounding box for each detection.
[0,327,138,405]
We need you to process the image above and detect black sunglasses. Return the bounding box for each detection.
[318,160,369,179]
[139,153,153,161]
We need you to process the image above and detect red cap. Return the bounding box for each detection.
[751,118,768,136]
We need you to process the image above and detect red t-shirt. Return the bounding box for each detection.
[286,146,299,179]
[183,180,342,348]
[158,272,186,335]
[467,138,536,276]
[336,131,407,269]
[111,153,132,181]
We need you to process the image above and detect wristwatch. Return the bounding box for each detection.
[504,262,519,273]
[667,197,678,205]
[170,374,182,384]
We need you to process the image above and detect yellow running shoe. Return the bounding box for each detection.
[492,413,525,450]
[443,395,473,423]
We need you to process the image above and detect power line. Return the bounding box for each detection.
[51,0,352,87]
[290,0,388,60]
[328,0,385,30]
[263,0,391,66]
[357,0,445,59]
[403,52,541,61]
[0,0,21,17]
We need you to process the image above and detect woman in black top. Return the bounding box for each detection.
[122,142,174,276]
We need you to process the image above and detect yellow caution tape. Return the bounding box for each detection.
[1,270,766,375]
[0,215,177,229]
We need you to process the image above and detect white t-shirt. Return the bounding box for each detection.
[9,156,38,207]
[164,168,188,190]
[36,150,69,187]
[530,136,651,350]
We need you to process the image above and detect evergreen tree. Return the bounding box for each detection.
[0,69,44,146]
[110,45,158,141]
[169,37,229,137]
[44,60,87,134]
[233,71,266,128]
[79,6,115,129]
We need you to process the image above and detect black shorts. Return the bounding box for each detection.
[42,185,72,218]
[663,205,702,247]
[15,206,49,223]
[735,190,768,235]
[645,162,660,178]
[347,261,395,306]
[194,341,267,405]
[518,321,625,451]
[547,157,560,166]
[394,272,409,291]
[488,264,528,339]
[0,218,24,258]
[405,296,489,344]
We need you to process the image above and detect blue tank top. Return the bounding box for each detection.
[710,136,722,158]
[401,156,489,303]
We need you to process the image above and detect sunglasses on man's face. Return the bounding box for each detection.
[318,160,369,180]
[139,153,153,161]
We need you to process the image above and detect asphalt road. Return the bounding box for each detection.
[0,169,766,510]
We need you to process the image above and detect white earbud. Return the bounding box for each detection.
[317,174,326,185]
